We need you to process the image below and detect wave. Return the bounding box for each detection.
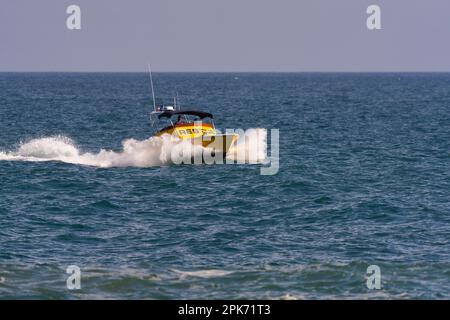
[0,129,267,168]
[171,269,234,279]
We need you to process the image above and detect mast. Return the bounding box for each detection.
[176,92,181,110]
[147,63,157,112]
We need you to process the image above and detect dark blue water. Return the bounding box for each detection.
[0,73,449,299]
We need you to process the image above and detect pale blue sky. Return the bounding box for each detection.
[1,0,450,71]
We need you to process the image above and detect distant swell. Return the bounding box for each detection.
[0,129,267,168]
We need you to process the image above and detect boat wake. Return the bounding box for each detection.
[0,129,267,168]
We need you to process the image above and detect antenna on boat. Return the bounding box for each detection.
[176,92,181,110]
[147,63,157,112]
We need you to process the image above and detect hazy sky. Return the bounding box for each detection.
[1,0,450,71]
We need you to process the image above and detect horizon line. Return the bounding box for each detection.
[2,70,450,73]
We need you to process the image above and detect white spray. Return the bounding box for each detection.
[0,129,267,168]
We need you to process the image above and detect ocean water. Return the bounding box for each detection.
[0,72,449,299]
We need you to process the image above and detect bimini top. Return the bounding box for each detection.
[157,110,214,120]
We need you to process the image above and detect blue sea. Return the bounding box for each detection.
[0,72,449,299]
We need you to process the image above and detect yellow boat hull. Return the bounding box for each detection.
[154,123,238,156]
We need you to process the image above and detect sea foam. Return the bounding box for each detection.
[0,129,267,168]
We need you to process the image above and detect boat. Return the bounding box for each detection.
[150,105,238,159]
[147,66,238,159]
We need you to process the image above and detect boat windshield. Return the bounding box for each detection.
[174,114,204,124]
[151,109,215,132]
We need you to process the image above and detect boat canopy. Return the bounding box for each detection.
[157,110,214,120]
